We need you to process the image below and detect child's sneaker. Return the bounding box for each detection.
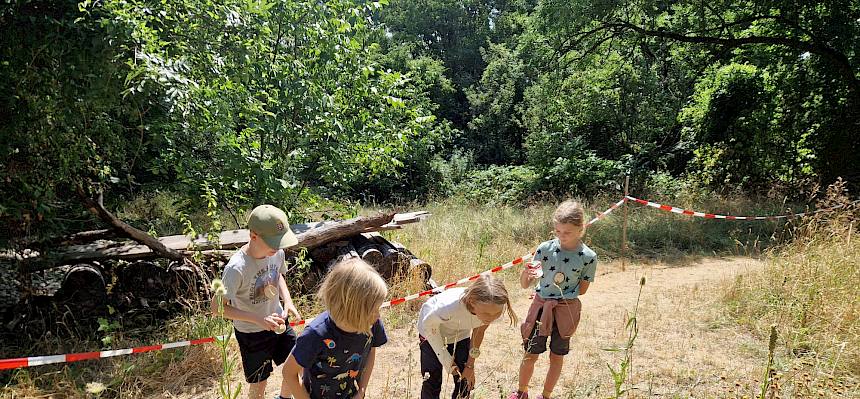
[507,392,528,399]
[534,395,548,399]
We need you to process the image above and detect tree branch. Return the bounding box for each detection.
[76,185,186,261]
[604,20,860,95]
[546,24,618,70]
[558,30,617,70]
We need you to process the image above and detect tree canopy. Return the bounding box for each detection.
[1,0,857,244]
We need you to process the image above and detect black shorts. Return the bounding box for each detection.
[234,326,297,383]
[522,309,570,356]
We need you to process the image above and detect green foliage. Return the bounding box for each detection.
[97,314,122,347]
[525,134,624,195]
[465,43,528,164]
[378,0,529,157]
[2,0,858,245]
[380,0,859,195]
[457,165,539,205]
[0,0,154,242]
[210,278,241,399]
[89,0,444,201]
[680,63,817,189]
[379,0,497,90]
[1,0,451,242]
[536,0,859,190]
[603,277,645,398]
[428,149,476,197]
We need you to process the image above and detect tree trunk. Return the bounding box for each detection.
[76,186,185,261]
[288,213,395,250]
[351,234,384,269]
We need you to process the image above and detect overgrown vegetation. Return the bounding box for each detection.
[2,0,858,245]
[1,0,858,397]
[724,183,860,386]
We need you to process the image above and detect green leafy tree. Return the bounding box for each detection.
[0,0,160,243]
[534,0,860,189]
[1,0,448,244]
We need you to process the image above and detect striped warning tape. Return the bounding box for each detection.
[0,337,222,370]
[0,198,628,370]
[626,195,859,220]
[589,197,628,225]
[381,254,532,308]
[380,197,626,307]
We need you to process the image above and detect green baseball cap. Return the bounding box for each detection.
[247,205,298,249]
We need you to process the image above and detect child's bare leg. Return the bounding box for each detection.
[517,353,539,392]
[541,353,565,398]
[279,376,292,398]
[248,381,267,399]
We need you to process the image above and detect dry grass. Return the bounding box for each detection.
[3,195,856,398]
[723,184,860,397]
[0,302,230,399]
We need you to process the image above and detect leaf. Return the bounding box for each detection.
[601,347,626,352]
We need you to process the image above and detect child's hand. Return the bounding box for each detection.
[461,365,476,388]
[282,308,302,321]
[259,314,285,331]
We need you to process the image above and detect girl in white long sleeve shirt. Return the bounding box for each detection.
[417,275,517,399]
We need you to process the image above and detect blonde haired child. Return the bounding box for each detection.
[508,200,598,399]
[283,258,388,399]
[417,275,518,399]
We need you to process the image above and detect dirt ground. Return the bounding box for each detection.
[154,256,777,399]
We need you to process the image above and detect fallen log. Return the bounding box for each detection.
[18,229,119,250]
[19,213,397,273]
[351,234,384,270]
[289,213,394,251]
[60,229,118,245]
[365,233,411,279]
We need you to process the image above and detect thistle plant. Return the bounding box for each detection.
[211,278,241,399]
[759,325,778,399]
[604,276,646,399]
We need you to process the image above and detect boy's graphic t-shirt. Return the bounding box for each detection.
[221,249,287,333]
[532,239,597,300]
[291,311,388,398]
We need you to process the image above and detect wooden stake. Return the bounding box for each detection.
[621,175,630,272]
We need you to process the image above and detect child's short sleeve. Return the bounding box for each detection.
[581,256,597,282]
[292,328,324,369]
[277,250,288,274]
[533,241,550,263]
[370,319,388,347]
[221,267,242,302]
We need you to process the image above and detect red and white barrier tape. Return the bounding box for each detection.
[380,198,627,308]
[626,195,859,220]
[0,198,629,370]
[381,254,532,308]
[0,337,222,370]
[588,198,627,226]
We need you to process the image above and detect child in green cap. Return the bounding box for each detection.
[210,204,302,399]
